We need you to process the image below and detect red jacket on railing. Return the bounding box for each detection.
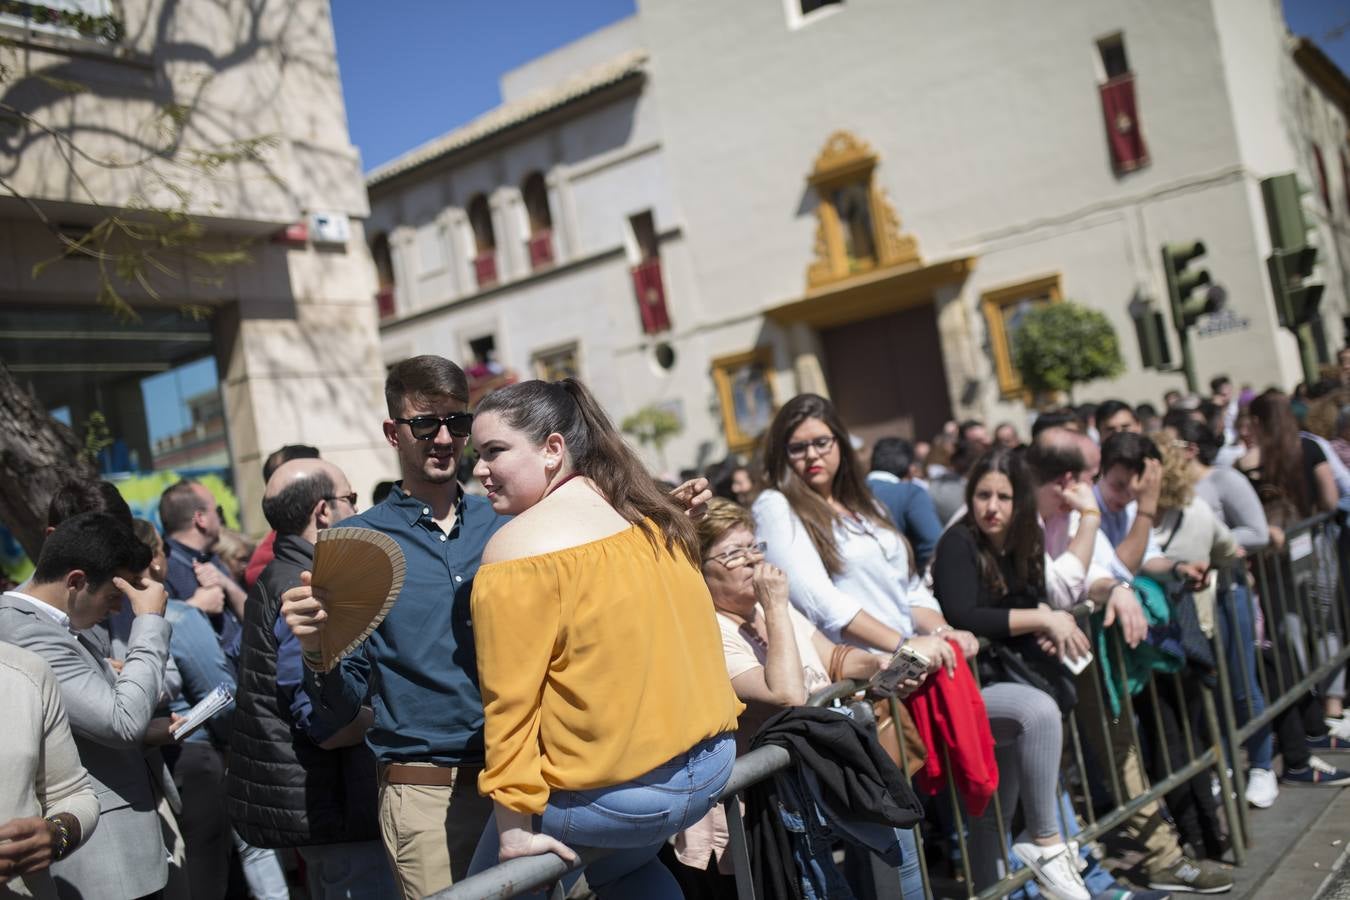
[903,641,998,816]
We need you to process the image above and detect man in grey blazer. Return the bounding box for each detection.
[0,512,179,900]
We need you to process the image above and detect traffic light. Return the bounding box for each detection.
[1128,294,1173,371]
[1261,172,1324,384]
[1160,240,1216,392]
[1267,245,1323,329]
[1161,241,1215,331]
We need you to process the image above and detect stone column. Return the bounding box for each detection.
[217,221,394,535]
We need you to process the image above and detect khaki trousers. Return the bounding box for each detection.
[1074,664,1185,873]
[377,764,494,900]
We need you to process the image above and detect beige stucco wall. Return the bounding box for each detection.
[0,0,389,535]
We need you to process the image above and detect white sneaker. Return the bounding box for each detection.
[1011,837,1091,900]
[1326,716,1350,741]
[1246,767,1278,808]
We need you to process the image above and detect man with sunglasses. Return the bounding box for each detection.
[282,355,495,899]
[283,355,712,899]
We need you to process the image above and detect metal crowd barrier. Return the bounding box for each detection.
[434,511,1349,900]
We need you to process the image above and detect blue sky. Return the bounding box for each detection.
[1284,1,1350,69]
[331,0,636,172]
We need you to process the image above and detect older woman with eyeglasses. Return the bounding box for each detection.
[667,498,926,899]
[699,499,900,743]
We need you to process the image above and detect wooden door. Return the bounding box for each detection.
[819,303,953,447]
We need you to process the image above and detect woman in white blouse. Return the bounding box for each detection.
[752,394,977,665]
[0,642,99,900]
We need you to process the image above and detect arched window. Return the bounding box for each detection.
[467,194,498,288]
[522,172,555,269]
[370,232,396,319]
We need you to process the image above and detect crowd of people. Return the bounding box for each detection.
[0,353,1347,900]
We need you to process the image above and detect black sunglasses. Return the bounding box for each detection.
[324,492,359,507]
[395,413,474,440]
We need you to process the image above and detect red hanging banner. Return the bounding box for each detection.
[632,259,671,334]
[1100,74,1149,174]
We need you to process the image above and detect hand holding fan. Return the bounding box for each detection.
[310,527,407,672]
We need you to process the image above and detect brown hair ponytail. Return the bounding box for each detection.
[475,378,699,562]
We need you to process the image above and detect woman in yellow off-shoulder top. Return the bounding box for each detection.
[463,378,742,899]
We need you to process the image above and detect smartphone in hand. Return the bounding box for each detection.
[869,644,930,696]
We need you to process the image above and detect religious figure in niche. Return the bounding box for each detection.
[832,181,876,268]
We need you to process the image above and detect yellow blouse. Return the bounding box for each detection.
[472,522,744,814]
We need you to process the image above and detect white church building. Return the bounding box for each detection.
[365,0,1350,471]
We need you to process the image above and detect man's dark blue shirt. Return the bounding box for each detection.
[164,536,243,663]
[303,483,506,765]
[865,472,943,569]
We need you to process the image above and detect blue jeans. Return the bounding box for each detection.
[468,734,736,899]
[231,830,289,900]
[298,840,398,899]
[1218,580,1274,770]
[841,828,925,900]
[778,766,923,900]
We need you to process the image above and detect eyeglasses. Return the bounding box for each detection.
[325,492,359,507]
[785,435,837,459]
[395,413,474,440]
[706,541,767,569]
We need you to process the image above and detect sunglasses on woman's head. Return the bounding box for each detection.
[395,413,475,440]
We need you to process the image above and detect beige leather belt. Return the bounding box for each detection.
[382,763,461,787]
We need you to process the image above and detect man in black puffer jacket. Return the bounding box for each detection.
[226,458,396,897]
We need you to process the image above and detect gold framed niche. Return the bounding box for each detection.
[711,348,778,454]
[980,274,1063,399]
[806,131,920,288]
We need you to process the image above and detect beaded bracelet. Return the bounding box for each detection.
[45,815,72,861]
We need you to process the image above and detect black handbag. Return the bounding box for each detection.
[1155,514,1218,682]
[980,636,1078,715]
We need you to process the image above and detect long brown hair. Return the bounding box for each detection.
[958,448,1045,599]
[1249,389,1312,517]
[475,378,698,562]
[760,394,892,576]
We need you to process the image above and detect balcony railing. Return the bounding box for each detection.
[527,230,554,270]
[473,251,498,289]
[374,286,395,320]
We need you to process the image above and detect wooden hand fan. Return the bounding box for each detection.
[310,527,407,672]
